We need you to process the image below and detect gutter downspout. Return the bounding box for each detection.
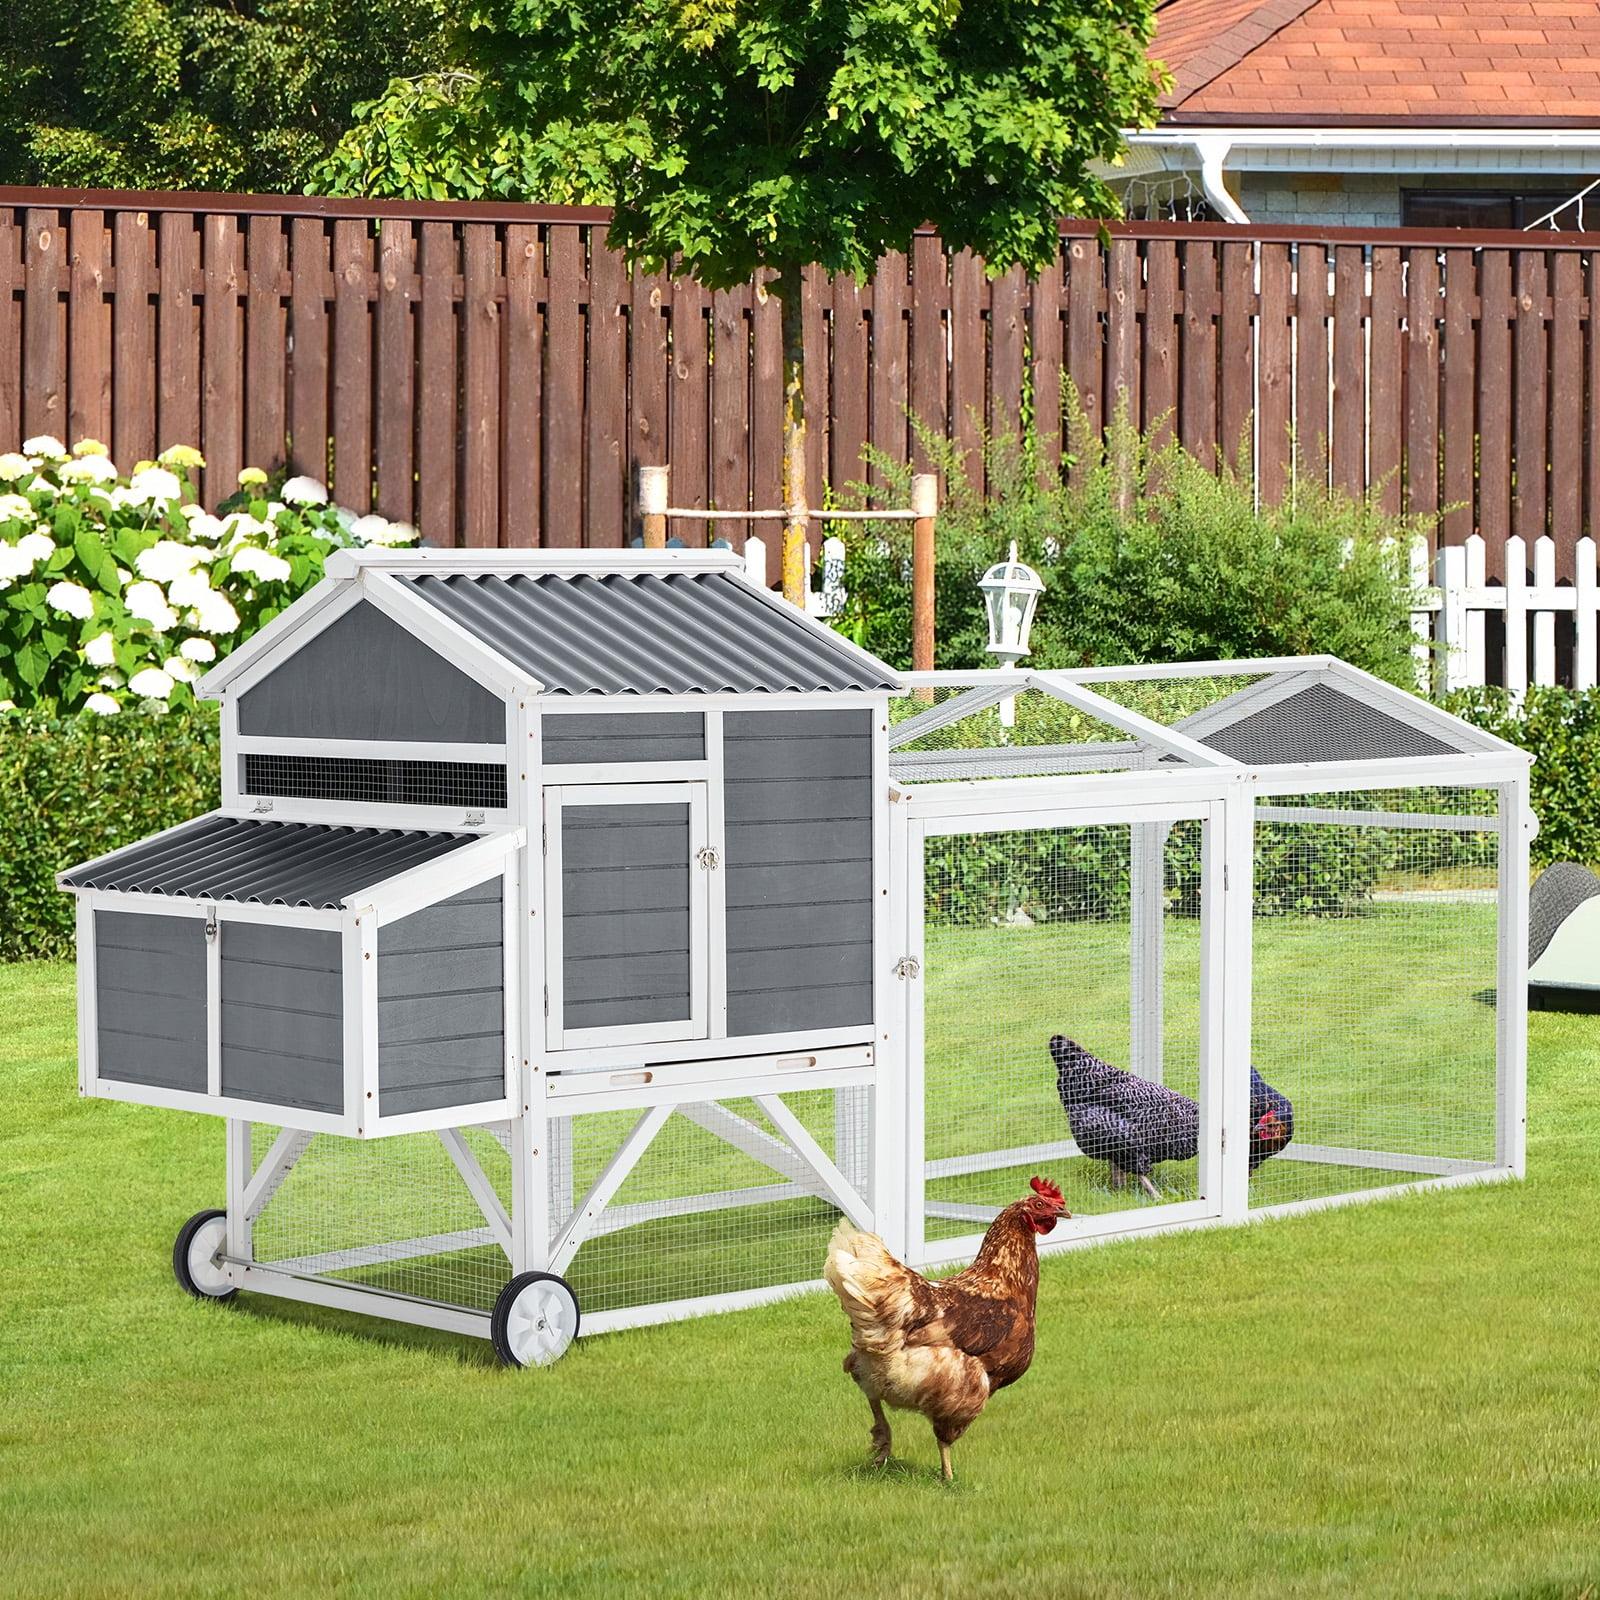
[1194,137,1250,223]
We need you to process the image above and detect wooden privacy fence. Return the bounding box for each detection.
[7,187,1600,588]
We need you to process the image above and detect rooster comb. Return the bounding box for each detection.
[1029,1175,1065,1208]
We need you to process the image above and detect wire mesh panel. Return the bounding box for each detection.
[249,1123,513,1310]
[241,753,508,809]
[554,1088,866,1314]
[920,820,1207,1244]
[1248,787,1502,1209]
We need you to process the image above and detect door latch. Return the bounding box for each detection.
[205,913,219,945]
[696,845,721,871]
[893,955,920,980]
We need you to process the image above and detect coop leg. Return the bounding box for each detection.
[225,1118,252,1261]
[511,1102,551,1275]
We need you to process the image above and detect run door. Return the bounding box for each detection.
[544,782,711,1049]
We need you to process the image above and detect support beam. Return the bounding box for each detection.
[1130,821,1169,1084]
[438,1129,514,1260]
[754,1094,874,1229]
[678,1100,832,1197]
[241,1127,313,1222]
[548,1103,672,1277]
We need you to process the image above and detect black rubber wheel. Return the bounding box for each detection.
[173,1208,238,1301]
[491,1271,580,1367]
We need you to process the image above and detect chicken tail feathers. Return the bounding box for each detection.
[823,1218,922,1353]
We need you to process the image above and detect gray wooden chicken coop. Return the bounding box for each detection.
[61,551,1534,1364]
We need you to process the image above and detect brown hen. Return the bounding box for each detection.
[823,1177,1068,1480]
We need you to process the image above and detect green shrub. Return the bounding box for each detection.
[0,705,221,962]
[825,405,1424,685]
[1449,685,1600,868]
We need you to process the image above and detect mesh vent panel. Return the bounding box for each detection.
[243,754,508,810]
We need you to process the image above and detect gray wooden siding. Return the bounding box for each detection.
[378,881,505,1115]
[723,709,875,1035]
[220,922,344,1113]
[238,600,505,744]
[542,712,704,766]
[562,802,691,1030]
[95,910,207,1092]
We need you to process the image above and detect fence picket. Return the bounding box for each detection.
[1464,533,1487,687]
[1503,534,1528,697]
[1534,535,1557,686]
[1575,537,1597,691]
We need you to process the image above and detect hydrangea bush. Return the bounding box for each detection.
[0,436,417,713]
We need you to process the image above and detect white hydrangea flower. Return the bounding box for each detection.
[180,636,217,663]
[157,445,205,471]
[221,512,269,547]
[84,692,121,715]
[58,453,119,485]
[184,512,225,543]
[162,655,198,683]
[128,666,174,699]
[24,475,58,499]
[384,521,419,546]
[84,633,116,667]
[193,589,240,635]
[17,530,53,564]
[127,466,184,507]
[281,475,329,506]
[124,579,179,633]
[135,540,203,582]
[349,514,390,544]
[0,699,14,712]
[230,544,292,583]
[47,580,96,619]
[0,545,34,581]
[72,438,109,457]
[0,493,33,521]
[23,435,67,459]
[167,569,212,608]
[237,466,269,487]
[97,672,124,688]
[0,452,31,480]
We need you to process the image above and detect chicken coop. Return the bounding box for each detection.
[60,550,1533,1365]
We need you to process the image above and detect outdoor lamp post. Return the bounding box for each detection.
[979,541,1045,726]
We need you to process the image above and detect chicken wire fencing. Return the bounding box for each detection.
[248,1122,514,1311]
[553,1089,864,1314]
[919,819,1209,1247]
[1247,787,1503,1209]
[246,1090,871,1318]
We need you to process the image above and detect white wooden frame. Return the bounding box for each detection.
[542,781,712,1051]
[901,790,1231,1267]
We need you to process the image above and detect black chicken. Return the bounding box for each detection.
[1049,1035,1295,1195]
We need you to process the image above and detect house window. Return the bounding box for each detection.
[1403,189,1596,232]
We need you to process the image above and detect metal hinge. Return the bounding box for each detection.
[544,985,550,1016]
[462,811,486,827]
[205,912,219,945]
[250,798,274,815]
[542,822,548,856]
[696,845,721,871]
[893,955,920,980]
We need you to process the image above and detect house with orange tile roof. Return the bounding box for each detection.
[1112,0,1600,229]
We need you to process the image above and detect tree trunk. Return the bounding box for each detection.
[775,264,808,606]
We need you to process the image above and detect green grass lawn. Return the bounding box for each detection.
[3,956,1598,1598]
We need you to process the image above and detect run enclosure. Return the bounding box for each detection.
[61,554,1532,1359]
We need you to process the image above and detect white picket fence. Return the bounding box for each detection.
[1418,533,1599,693]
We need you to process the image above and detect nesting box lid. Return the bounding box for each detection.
[59,813,507,910]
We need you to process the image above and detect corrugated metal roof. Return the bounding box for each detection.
[400,570,896,694]
[62,816,475,909]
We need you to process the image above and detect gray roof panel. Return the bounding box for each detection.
[62,816,475,908]
[401,570,896,694]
